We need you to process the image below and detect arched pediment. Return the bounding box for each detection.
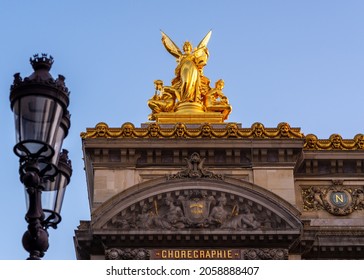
[91,176,302,235]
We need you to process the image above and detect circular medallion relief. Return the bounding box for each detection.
[323,189,354,215]
[329,191,349,208]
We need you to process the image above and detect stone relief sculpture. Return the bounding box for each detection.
[109,189,287,231]
[105,248,150,260]
[242,248,288,260]
[302,181,364,215]
[167,152,223,180]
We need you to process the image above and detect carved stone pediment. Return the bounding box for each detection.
[108,189,277,231]
[99,182,301,233]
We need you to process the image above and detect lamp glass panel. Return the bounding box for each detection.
[13,95,63,155]
[42,172,67,220]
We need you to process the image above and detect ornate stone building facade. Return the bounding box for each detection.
[74,122,364,260]
[74,32,364,260]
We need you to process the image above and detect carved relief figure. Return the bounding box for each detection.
[175,123,187,137]
[330,134,343,149]
[354,189,364,209]
[251,122,265,138]
[221,205,260,230]
[201,123,213,137]
[121,122,135,137]
[95,122,109,137]
[226,123,239,137]
[136,204,156,229]
[354,134,364,149]
[164,196,187,229]
[278,122,291,137]
[304,134,318,149]
[240,205,260,229]
[147,123,161,137]
[208,195,229,226]
[312,187,324,209]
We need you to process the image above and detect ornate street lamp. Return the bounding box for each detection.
[10,54,72,260]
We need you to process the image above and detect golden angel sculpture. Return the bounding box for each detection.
[148,31,232,122]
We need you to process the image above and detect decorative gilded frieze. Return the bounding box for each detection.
[302,181,364,215]
[80,122,364,151]
[304,133,364,150]
[80,121,304,139]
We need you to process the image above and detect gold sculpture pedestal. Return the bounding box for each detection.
[154,102,224,123]
[154,112,224,123]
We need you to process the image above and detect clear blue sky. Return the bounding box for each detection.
[0,0,363,259]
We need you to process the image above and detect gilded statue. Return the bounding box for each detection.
[204,79,232,120]
[161,30,211,103]
[148,80,177,120]
[147,31,232,122]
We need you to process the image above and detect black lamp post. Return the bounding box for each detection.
[9,54,72,260]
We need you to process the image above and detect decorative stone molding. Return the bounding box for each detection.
[242,248,288,260]
[302,181,364,215]
[105,248,287,260]
[105,248,150,260]
[167,152,224,180]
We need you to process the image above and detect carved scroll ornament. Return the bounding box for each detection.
[167,152,223,180]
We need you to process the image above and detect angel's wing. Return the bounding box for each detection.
[197,30,212,49]
[161,30,182,59]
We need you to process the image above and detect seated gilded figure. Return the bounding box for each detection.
[148,80,178,120]
[204,79,232,120]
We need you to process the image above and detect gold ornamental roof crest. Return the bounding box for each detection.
[80,121,364,151]
[147,31,232,123]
